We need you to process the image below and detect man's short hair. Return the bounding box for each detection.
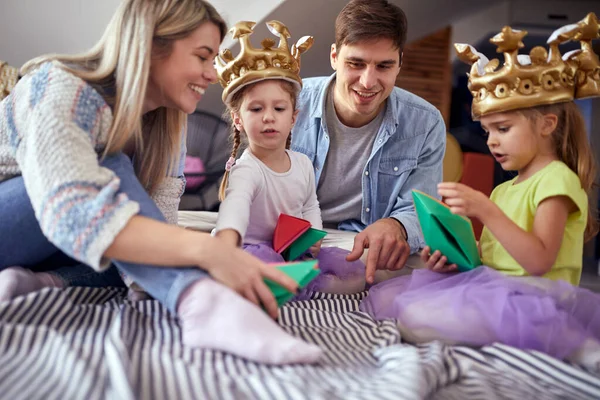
[335,0,408,55]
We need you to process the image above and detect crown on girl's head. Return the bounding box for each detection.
[455,12,600,119]
[215,20,314,103]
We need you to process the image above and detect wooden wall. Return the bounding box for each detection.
[395,26,453,127]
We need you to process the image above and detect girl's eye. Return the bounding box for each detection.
[275,107,286,112]
[498,126,509,133]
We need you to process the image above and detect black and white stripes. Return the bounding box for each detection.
[0,287,598,400]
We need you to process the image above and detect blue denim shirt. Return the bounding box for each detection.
[291,74,446,253]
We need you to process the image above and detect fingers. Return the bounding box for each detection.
[253,279,279,319]
[425,249,458,273]
[431,252,449,271]
[395,243,410,270]
[242,285,261,309]
[365,240,382,284]
[424,249,443,270]
[420,246,431,263]
[346,233,365,261]
[437,188,460,199]
[377,240,394,271]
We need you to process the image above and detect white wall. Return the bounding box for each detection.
[0,0,121,66]
[0,0,283,67]
[451,1,511,61]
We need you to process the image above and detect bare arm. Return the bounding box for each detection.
[480,196,574,276]
[215,229,242,248]
[104,216,297,319]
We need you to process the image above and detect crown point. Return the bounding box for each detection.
[267,20,291,39]
[491,26,527,53]
[454,43,479,65]
[576,12,600,41]
[229,21,256,39]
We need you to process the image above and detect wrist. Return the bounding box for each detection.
[181,229,213,269]
[478,200,500,225]
[388,217,408,241]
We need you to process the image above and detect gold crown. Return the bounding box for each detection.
[216,20,314,103]
[0,60,19,101]
[455,12,600,119]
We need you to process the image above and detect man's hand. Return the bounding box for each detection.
[346,218,410,284]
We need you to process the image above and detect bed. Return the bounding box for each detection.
[0,211,598,399]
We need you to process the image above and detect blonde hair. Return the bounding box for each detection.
[21,0,226,193]
[520,101,598,241]
[218,80,298,201]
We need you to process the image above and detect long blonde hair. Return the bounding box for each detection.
[21,0,226,193]
[218,80,298,201]
[521,102,598,241]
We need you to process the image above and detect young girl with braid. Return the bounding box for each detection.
[214,21,365,297]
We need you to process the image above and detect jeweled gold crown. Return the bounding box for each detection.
[455,12,600,119]
[216,20,314,103]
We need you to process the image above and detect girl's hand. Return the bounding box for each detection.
[309,240,322,258]
[420,246,457,273]
[437,182,494,220]
[200,237,298,319]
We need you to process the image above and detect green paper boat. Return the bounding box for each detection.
[282,228,327,261]
[264,260,320,306]
[412,190,481,271]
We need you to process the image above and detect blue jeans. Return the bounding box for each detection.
[0,154,207,313]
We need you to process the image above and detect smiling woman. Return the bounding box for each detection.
[0,0,320,365]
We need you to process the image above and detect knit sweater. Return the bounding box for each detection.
[0,62,186,271]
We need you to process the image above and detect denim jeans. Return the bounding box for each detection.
[0,153,207,313]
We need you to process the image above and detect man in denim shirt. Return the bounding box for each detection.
[292,0,446,284]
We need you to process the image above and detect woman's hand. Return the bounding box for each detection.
[420,246,457,273]
[201,237,298,319]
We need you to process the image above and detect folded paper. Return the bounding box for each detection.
[412,190,481,271]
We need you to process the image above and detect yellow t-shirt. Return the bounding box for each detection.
[479,161,588,285]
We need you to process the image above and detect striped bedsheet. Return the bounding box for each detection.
[0,287,598,400]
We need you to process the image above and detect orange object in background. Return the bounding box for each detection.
[460,152,495,239]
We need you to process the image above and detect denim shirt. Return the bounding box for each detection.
[291,74,446,253]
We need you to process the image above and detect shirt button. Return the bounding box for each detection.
[365,207,370,213]
[393,166,399,172]
[378,139,382,143]
[365,171,369,176]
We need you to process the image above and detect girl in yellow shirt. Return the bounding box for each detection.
[361,15,600,368]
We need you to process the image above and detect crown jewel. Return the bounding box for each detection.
[455,12,600,118]
[216,20,314,103]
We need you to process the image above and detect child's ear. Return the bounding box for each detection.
[540,113,558,137]
[291,109,299,126]
[231,111,243,131]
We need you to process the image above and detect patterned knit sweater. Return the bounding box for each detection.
[0,62,186,271]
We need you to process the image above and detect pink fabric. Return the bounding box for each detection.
[184,156,206,190]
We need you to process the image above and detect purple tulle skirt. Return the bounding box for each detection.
[243,243,366,300]
[360,266,600,361]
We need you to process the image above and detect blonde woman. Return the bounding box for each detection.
[0,0,321,365]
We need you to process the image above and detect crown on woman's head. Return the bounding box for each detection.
[215,20,314,103]
[455,12,600,119]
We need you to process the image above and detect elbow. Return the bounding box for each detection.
[526,260,554,277]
